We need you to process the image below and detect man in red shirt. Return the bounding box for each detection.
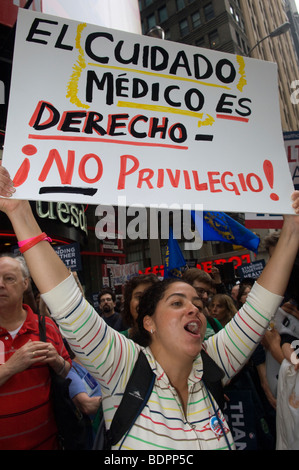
[0,254,71,450]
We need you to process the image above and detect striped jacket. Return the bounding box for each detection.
[42,275,282,450]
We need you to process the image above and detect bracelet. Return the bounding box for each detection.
[18,232,52,253]
[57,358,66,376]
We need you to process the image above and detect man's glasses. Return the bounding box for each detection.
[195,287,212,297]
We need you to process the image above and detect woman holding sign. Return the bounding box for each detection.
[0,164,298,450]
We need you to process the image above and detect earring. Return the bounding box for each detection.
[151,329,154,334]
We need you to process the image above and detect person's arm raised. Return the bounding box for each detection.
[257,190,299,296]
[0,165,69,293]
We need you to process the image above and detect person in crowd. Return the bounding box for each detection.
[0,253,72,450]
[0,165,298,450]
[182,268,223,338]
[210,264,228,294]
[209,293,237,327]
[261,232,299,398]
[230,283,240,306]
[120,273,159,339]
[98,287,125,331]
[261,232,299,449]
[66,346,102,449]
[230,273,277,447]
[236,282,252,309]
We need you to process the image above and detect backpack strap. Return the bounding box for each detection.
[201,349,225,411]
[38,314,47,342]
[106,350,155,448]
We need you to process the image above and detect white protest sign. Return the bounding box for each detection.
[245,131,299,228]
[2,9,294,213]
[108,261,139,286]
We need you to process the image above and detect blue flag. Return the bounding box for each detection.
[191,210,260,254]
[164,227,187,279]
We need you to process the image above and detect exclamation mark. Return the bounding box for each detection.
[263,160,279,201]
[12,145,37,187]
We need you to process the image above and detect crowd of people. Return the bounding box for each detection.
[0,163,298,450]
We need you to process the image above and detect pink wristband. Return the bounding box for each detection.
[18,232,52,253]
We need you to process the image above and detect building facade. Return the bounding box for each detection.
[240,0,299,131]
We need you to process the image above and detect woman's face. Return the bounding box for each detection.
[210,299,227,323]
[145,282,207,361]
[240,286,251,305]
[130,282,152,321]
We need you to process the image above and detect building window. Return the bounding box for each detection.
[147,13,156,30]
[196,37,206,48]
[204,3,215,22]
[209,29,220,48]
[158,5,168,23]
[191,11,201,29]
[176,0,185,11]
[179,18,189,36]
[165,29,171,40]
[144,0,153,6]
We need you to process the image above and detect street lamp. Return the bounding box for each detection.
[146,25,165,40]
[247,22,291,57]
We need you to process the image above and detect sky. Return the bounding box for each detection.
[295,1,299,13]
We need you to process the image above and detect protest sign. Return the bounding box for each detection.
[237,259,265,280]
[245,131,299,228]
[108,261,139,286]
[2,9,294,213]
[53,242,82,271]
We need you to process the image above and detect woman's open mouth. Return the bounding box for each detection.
[184,320,201,337]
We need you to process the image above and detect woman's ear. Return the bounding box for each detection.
[143,315,155,334]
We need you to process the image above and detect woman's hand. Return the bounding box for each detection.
[288,190,299,218]
[0,164,25,216]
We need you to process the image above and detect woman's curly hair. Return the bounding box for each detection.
[122,274,159,328]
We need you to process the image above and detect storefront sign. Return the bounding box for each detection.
[139,253,251,277]
[35,200,88,234]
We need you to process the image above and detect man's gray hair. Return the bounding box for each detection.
[0,253,30,279]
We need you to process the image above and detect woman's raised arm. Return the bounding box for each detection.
[256,191,299,296]
[0,165,70,293]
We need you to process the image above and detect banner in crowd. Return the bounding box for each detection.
[53,242,82,271]
[108,261,139,286]
[237,259,265,279]
[224,390,258,450]
[2,9,294,213]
